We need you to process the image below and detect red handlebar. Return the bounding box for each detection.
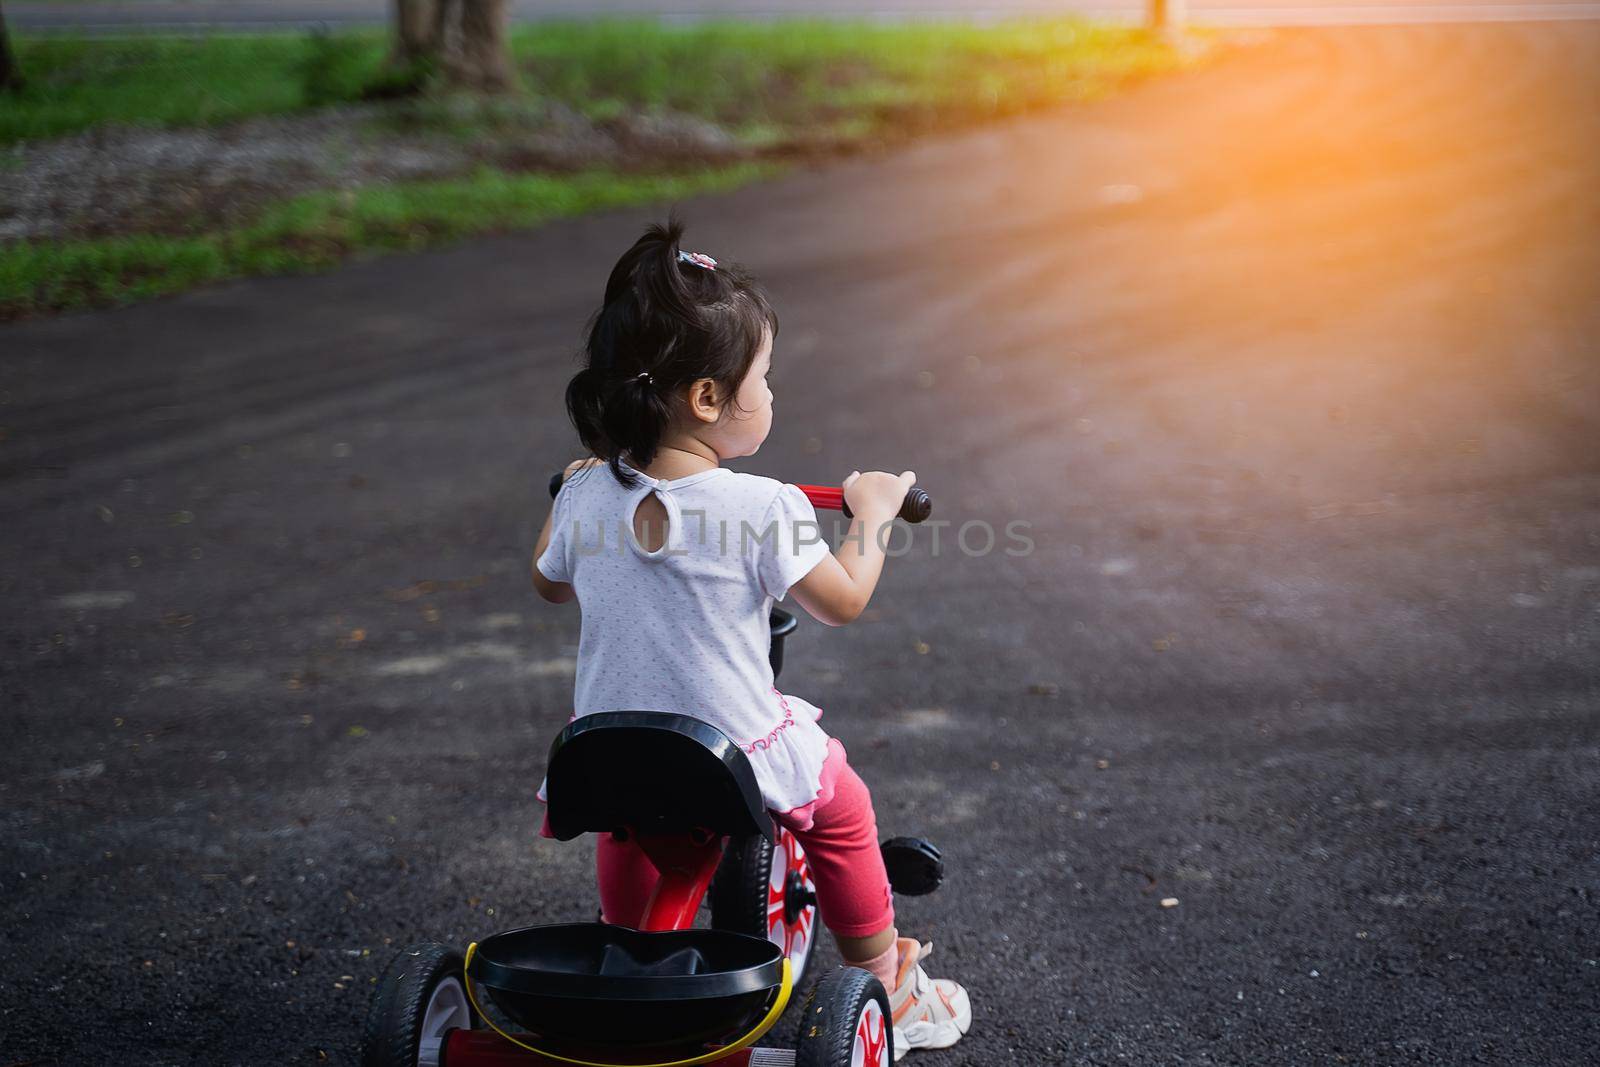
[795,483,932,524]
[795,484,847,513]
[550,470,930,523]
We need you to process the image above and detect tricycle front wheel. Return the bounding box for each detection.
[361,942,478,1067]
[795,965,893,1067]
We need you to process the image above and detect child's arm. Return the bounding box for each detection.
[531,504,574,605]
[531,459,598,605]
[788,469,916,627]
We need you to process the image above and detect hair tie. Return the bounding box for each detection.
[677,249,717,271]
[634,371,653,385]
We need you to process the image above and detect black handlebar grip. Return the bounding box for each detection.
[548,470,565,499]
[900,486,933,524]
[842,486,932,525]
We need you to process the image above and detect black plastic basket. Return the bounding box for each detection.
[466,923,784,1058]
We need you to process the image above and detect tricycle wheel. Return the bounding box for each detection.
[712,824,818,991]
[361,942,478,1067]
[795,965,894,1067]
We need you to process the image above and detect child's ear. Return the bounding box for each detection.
[687,378,723,424]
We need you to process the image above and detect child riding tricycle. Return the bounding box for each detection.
[362,218,971,1066]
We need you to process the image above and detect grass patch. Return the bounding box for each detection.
[0,162,780,317]
[513,19,1190,141]
[6,19,1198,147]
[2,31,393,143]
[1,19,1207,317]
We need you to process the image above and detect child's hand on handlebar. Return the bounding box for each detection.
[842,469,917,520]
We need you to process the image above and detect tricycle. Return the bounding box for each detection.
[361,479,939,1067]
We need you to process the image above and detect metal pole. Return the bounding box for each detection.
[1149,0,1187,35]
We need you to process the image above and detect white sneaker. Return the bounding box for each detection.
[887,937,972,1060]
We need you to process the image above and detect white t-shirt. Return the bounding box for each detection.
[536,460,835,815]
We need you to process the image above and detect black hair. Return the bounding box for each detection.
[564,212,780,488]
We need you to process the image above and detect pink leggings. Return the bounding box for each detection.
[595,745,895,938]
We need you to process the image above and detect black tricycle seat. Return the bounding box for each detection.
[542,608,801,844]
[543,710,773,845]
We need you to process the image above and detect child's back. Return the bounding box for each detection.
[539,460,832,816]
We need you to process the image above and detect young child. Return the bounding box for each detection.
[530,217,971,1058]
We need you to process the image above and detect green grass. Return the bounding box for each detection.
[5,19,1194,146]
[0,163,781,317]
[0,19,1204,317]
[514,20,1188,139]
[1,31,393,143]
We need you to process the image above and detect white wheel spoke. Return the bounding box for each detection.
[766,828,816,975]
[420,976,471,1039]
[852,999,889,1067]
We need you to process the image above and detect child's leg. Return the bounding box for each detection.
[594,833,659,927]
[787,755,898,969]
[787,754,974,1054]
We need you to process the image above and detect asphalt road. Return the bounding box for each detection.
[10,0,1600,31]
[3,21,1598,1067]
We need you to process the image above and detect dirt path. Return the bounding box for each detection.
[2,23,1597,1065]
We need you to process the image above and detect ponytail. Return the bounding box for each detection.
[563,212,779,488]
[564,365,674,487]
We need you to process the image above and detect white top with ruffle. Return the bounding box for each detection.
[536,461,834,815]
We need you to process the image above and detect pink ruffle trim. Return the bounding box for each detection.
[536,736,846,840]
[770,737,847,834]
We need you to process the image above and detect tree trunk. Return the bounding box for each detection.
[0,1,24,94]
[449,0,515,94]
[389,0,438,67]
[402,0,514,94]
[431,0,461,68]
[390,0,515,93]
